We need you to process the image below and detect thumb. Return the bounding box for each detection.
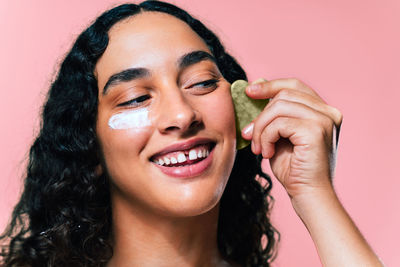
[245,78,272,99]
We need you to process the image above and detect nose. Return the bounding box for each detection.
[156,88,203,135]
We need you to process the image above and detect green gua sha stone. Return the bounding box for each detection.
[231,79,269,150]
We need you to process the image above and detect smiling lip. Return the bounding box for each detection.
[152,146,214,178]
[150,137,216,178]
[150,137,215,159]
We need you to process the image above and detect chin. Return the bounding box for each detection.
[155,183,225,218]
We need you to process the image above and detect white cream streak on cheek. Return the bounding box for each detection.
[108,109,151,130]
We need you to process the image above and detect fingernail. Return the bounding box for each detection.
[243,123,254,136]
[247,83,261,93]
[251,78,267,85]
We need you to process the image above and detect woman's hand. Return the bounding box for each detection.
[241,78,343,198]
[242,78,385,266]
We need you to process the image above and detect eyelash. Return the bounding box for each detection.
[117,95,150,107]
[117,79,219,107]
[192,79,219,89]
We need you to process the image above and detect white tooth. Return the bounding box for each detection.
[206,150,209,156]
[159,158,164,165]
[177,153,186,163]
[164,157,170,165]
[170,157,178,164]
[189,149,198,160]
[202,149,206,157]
[198,150,203,158]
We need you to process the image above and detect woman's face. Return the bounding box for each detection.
[95,12,236,217]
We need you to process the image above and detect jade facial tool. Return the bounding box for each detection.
[230,79,269,150]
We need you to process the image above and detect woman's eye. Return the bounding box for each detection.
[117,95,151,107]
[192,79,219,89]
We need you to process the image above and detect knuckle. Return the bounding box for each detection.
[332,107,343,125]
[314,117,334,143]
[288,78,302,87]
[326,105,343,126]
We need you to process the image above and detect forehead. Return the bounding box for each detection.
[95,11,211,87]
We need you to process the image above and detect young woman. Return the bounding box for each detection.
[0,1,383,266]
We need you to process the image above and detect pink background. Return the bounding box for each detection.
[1,0,399,266]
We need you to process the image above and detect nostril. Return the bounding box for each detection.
[165,126,180,131]
[165,121,200,132]
[189,120,200,128]
[159,108,202,133]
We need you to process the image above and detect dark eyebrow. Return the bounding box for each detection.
[177,50,216,70]
[102,50,216,95]
[103,68,150,95]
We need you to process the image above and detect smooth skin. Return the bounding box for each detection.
[242,79,383,266]
[95,11,383,267]
[95,12,236,267]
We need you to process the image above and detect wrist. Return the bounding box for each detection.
[290,184,339,220]
[289,181,384,267]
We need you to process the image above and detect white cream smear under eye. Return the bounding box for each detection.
[108,108,151,130]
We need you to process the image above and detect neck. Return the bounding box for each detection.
[107,193,230,267]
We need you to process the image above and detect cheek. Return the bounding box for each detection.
[203,87,236,138]
[100,128,151,156]
[108,108,151,130]
[96,109,153,175]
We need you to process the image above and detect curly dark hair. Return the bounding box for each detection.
[0,1,279,266]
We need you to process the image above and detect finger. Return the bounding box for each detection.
[259,117,301,159]
[246,78,323,100]
[251,99,333,154]
[261,117,334,180]
[260,116,333,159]
[267,88,343,127]
[241,122,254,140]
